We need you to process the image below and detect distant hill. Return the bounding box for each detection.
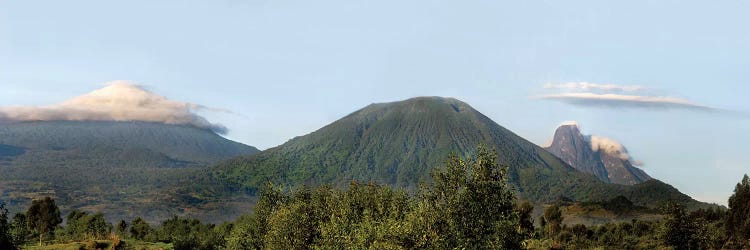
[0,121,258,221]
[545,124,651,185]
[197,97,709,213]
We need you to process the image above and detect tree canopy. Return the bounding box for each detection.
[26,197,62,246]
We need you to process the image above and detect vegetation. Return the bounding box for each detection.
[1,148,747,249]
[26,197,62,246]
[726,174,750,248]
[0,202,13,249]
[59,210,111,242]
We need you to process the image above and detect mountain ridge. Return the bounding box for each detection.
[0,120,259,222]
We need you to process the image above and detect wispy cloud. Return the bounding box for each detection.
[0,81,229,134]
[537,92,716,111]
[535,82,721,112]
[544,82,647,93]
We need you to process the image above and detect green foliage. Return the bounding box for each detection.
[129,217,152,241]
[315,182,409,249]
[517,201,535,240]
[152,216,226,250]
[26,197,62,246]
[4,170,748,249]
[226,214,263,250]
[406,146,522,249]
[59,210,112,241]
[727,174,750,238]
[659,203,725,249]
[661,203,697,249]
[225,183,288,249]
[10,213,30,247]
[0,202,16,249]
[115,220,128,237]
[228,146,527,249]
[726,174,750,248]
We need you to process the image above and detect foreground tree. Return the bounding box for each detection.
[726,174,750,247]
[25,197,62,246]
[227,183,288,250]
[660,202,718,249]
[517,201,535,239]
[61,210,112,241]
[9,213,29,247]
[315,183,409,249]
[225,146,524,249]
[116,220,129,237]
[129,217,152,240]
[408,146,523,249]
[0,202,14,250]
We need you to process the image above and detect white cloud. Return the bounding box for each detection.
[0,81,228,134]
[589,135,631,161]
[544,82,647,92]
[536,92,715,111]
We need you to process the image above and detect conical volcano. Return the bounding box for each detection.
[209,97,706,209]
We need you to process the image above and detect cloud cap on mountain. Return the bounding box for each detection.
[0,81,228,134]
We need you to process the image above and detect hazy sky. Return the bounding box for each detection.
[2,0,748,205]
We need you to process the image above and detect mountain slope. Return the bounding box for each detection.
[204,97,707,210]
[545,124,651,185]
[0,121,259,221]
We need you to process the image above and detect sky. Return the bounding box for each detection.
[1,0,748,205]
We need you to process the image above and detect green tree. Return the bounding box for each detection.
[263,201,316,249]
[727,174,750,247]
[129,217,152,240]
[9,213,29,247]
[227,183,289,250]
[661,203,707,249]
[60,210,111,241]
[517,201,535,239]
[316,182,408,249]
[116,220,128,237]
[409,146,523,249]
[25,197,62,246]
[153,216,223,250]
[85,213,111,240]
[0,202,15,250]
[226,215,265,250]
[61,210,87,240]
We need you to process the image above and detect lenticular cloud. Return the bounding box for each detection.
[0,81,228,134]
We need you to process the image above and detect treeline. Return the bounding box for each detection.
[525,202,730,249]
[1,147,750,249]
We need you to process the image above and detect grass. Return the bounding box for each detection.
[22,240,173,250]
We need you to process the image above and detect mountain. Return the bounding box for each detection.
[200,97,708,212]
[0,121,259,221]
[545,124,651,185]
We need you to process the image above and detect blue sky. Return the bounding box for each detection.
[1,0,748,205]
